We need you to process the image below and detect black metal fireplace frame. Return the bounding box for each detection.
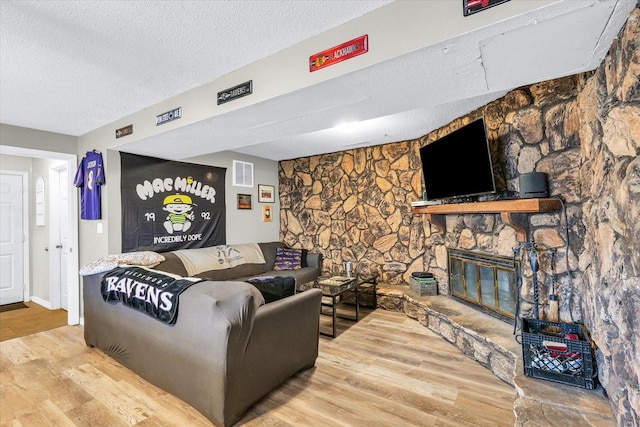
[447,248,519,323]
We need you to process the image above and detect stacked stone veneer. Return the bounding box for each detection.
[279,8,639,425]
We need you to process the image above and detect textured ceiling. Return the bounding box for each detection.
[0,1,635,161]
[0,0,392,136]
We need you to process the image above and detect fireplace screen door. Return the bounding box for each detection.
[448,249,517,320]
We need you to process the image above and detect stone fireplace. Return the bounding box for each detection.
[279,8,639,425]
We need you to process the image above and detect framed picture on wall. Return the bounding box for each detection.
[258,184,275,203]
[262,205,273,222]
[237,193,252,209]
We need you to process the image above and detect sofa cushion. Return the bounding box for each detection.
[173,244,266,276]
[257,241,286,269]
[273,247,302,270]
[154,252,270,280]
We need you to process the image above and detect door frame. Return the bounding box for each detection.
[0,170,30,303]
[49,163,65,310]
[0,146,79,325]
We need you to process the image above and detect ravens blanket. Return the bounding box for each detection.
[101,266,202,324]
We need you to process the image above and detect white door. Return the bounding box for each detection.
[58,167,69,310]
[0,173,25,305]
[50,165,70,311]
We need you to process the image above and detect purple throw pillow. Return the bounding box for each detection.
[273,247,302,270]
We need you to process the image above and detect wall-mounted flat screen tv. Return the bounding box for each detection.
[419,118,496,201]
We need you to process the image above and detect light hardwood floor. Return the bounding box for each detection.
[0,302,67,342]
[0,309,516,426]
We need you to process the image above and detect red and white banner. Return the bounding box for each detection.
[309,35,368,72]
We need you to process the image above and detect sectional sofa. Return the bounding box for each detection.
[82,242,323,426]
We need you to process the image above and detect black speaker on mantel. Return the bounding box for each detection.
[519,172,549,198]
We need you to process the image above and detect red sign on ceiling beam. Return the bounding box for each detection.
[309,35,369,73]
[464,0,511,16]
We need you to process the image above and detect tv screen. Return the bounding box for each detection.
[419,118,496,201]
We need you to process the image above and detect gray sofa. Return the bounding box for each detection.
[82,242,323,427]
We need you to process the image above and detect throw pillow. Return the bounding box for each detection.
[79,251,165,276]
[273,247,302,270]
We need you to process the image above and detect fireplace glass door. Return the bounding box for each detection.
[448,249,517,321]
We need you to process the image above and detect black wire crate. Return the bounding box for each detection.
[521,318,597,389]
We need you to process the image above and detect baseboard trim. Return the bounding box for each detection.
[30,296,52,309]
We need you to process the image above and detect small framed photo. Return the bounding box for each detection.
[258,184,275,203]
[262,205,273,222]
[237,193,252,210]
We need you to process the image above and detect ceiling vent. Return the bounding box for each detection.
[233,160,254,187]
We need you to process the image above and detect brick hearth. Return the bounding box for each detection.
[375,284,615,426]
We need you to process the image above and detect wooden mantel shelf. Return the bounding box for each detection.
[412,198,562,241]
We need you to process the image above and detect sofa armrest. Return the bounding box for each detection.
[224,289,322,423]
[245,289,321,365]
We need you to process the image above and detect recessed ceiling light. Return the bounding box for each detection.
[334,121,361,133]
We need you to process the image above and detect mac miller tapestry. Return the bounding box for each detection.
[120,153,226,253]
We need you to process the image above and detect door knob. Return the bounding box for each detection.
[55,244,63,249]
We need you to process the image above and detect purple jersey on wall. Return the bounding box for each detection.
[74,150,105,219]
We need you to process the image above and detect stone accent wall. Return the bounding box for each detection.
[578,9,639,426]
[279,142,424,283]
[279,8,639,425]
